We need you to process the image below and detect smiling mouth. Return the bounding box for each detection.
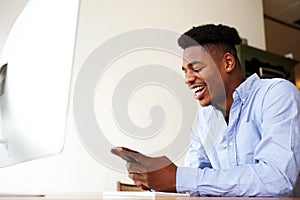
[192,86,205,94]
[192,85,207,99]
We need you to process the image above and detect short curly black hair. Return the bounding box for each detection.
[178,24,242,61]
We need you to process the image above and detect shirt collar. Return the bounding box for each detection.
[233,73,260,104]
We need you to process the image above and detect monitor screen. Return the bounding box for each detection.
[0,0,79,168]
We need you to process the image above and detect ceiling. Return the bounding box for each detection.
[263,0,300,30]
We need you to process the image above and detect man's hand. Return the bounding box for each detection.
[111,147,177,192]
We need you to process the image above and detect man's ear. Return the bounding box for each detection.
[224,52,235,73]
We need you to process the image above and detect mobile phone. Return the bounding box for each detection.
[111,147,139,163]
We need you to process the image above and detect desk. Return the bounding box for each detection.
[1,198,300,200]
[1,194,300,200]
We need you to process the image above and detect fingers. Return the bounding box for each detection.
[111,146,151,165]
[110,147,140,163]
[129,173,148,188]
[127,162,149,188]
[110,147,129,161]
[119,147,139,153]
[126,162,147,174]
[120,147,147,163]
[140,185,151,191]
[127,163,155,191]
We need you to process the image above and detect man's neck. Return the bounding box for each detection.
[224,76,246,124]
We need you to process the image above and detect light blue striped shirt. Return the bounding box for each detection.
[177,74,300,197]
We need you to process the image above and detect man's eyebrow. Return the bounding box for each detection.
[182,61,202,69]
[188,61,202,66]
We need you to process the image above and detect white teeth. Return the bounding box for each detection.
[192,86,205,94]
[192,87,199,93]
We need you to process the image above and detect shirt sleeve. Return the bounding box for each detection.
[177,80,300,197]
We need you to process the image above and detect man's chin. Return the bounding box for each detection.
[198,100,211,107]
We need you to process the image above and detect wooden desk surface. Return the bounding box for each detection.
[1,194,300,200]
[1,197,300,200]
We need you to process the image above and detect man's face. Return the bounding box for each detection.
[181,46,226,107]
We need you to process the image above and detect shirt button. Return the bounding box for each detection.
[229,141,234,147]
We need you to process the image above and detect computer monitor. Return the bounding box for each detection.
[0,0,79,168]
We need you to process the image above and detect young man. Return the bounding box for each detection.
[111,24,300,196]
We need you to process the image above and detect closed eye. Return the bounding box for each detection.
[193,66,205,73]
[187,61,205,73]
[193,68,201,73]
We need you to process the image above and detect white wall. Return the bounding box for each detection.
[0,0,265,195]
[0,0,28,58]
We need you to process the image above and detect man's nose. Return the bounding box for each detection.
[185,69,195,85]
